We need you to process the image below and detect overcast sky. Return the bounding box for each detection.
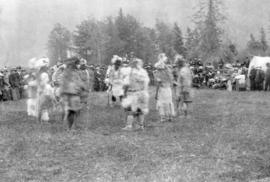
[0,0,270,66]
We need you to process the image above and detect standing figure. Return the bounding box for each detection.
[52,64,65,100]
[0,73,5,101]
[175,55,193,118]
[249,66,256,91]
[25,72,38,117]
[78,59,90,106]
[122,58,150,130]
[264,63,270,91]
[154,53,175,122]
[94,66,102,91]
[60,57,86,130]
[36,58,55,123]
[255,67,265,91]
[106,55,125,107]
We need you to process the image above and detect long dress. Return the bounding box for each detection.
[37,72,55,121]
[154,66,175,120]
[26,78,38,117]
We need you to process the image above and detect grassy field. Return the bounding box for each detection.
[1,89,270,182]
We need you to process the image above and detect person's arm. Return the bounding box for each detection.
[155,81,161,100]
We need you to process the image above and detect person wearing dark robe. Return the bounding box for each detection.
[94,67,102,91]
[255,67,265,91]
[264,63,270,91]
[0,73,4,101]
[249,66,256,91]
[60,57,86,130]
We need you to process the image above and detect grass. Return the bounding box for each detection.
[1,88,270,181]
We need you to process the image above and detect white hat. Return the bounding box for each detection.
[154,60,166,69]
[31,57,50,69]
[158,53,168,63]
[111,55,122,64]
[80,58,87,65]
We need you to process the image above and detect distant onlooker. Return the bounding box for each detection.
[255,67,265,91]
[249,66,256,91]
[264,63,270,91]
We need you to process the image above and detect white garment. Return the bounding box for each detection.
[27,98,38,117]
[156,87,175,117]
[122,67,150,114]
[154,67,175,117]
[235,75,246,85]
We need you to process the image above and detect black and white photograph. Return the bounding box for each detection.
[1,0,270,181]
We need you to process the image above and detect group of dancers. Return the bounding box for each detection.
[24,53,193,131]
[106,53,193,130]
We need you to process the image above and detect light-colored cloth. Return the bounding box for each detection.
[227,80,232,92]
[108,66,125,97]
[176,66,193,101]
[154,66,175,117]
[235,75,246,85]
[52,67,64,85]
[156,87,175,116]
[27,98,38,117]
[122,67,150,114]
[36,72,55,121]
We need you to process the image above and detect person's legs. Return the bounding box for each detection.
[265,80,270,91]
[122,107,133,130]
[67,110,76,130]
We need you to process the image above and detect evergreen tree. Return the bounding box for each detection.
[193,0,225,62]
[155,20,175,61]
[185,27,201,60]
[74,19,108,64]
[173,23,186,57]
[104,17,125,64]
[247,33,260,55]
[47,23,71,65]
[260,27,268,52]
[115,9,140,56]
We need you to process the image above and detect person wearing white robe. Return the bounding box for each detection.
[106,55,125,107]
[154,53,175,122]
[25,73,38,117]
[37,70,55,122]
[35,57,55,122]
[122,58,150,130]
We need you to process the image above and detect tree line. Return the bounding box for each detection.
[47,0,269,67]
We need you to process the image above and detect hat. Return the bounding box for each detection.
[111,55,122,64]
[80,58,87,65]
[31,57,50,69]
[158,53,168,62]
